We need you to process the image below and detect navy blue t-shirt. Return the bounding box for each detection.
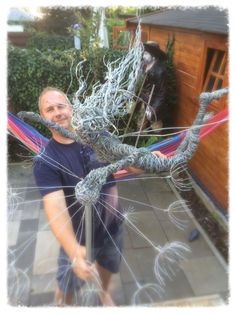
[33,139,123,247]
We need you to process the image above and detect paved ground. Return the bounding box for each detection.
[7,162,229,307]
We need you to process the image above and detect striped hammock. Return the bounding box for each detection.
[8,109,228,178]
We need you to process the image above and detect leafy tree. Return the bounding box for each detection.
[106,6,158,18]
[33,7,78,35]
[69,8,101,51]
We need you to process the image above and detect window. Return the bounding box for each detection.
[203,48,227,92]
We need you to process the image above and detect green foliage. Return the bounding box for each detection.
[27,32,74,51]
[165,35,177,123]
[83,48,126,84]
[77,11,100,49]
[105,6,159,48]
[70,9,101,50]
[33,7,77,36]
[21,21,37,33]
[105,6,157,17]
[140,135,161,148]
[105,17,125,47]
[106,7,136,16]
[8,44,125,135]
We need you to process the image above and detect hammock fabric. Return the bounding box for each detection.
[8,112,49,154]
[8,109,228,178]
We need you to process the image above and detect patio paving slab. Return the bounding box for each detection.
[108,273,126,306]
[29,291,55,306]
[33,230,59,275]
[120,248,144,284]
[19,218,39,233]
[8,221,20,246]
[180,255,228,296]
[154,294,225,306]
[117,179,152,212]
[126,210,168,248]
[30,273,57,295]
[7,162,229,306]
[14,230,36,273]
[157,268,195,302]
[160,219,215,259]
[20,205,40,220]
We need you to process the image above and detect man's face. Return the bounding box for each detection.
[40,91,73,130]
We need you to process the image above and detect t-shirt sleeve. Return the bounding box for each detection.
[33,157,63,197]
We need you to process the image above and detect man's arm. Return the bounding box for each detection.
[43,189,96,281]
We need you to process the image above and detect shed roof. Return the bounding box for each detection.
[127,7,228,35]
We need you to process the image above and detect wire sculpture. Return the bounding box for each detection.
[16,22,229,305]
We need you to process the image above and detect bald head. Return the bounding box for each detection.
[38,87,74,134]
[38,87,71,113]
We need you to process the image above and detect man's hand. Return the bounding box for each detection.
[43,191,99,283]
[72,246,98,281]
[152,150,166,159]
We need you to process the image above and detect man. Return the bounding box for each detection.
[34,87,123,306]
[33,86,165,306]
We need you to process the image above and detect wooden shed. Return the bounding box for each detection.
[125,7,229,213]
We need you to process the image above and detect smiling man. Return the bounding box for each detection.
[34,87,124,306]
[38,88,74,141]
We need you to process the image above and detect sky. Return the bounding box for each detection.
[1,0,235,313]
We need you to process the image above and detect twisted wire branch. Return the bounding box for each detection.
[17,19,228,207]
[16,24,229,302]
[18,87,228,205]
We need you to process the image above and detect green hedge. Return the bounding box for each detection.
[8,44,125,136]
[8,38,176,145]
[8,45,126,114]
[27,32,74,51]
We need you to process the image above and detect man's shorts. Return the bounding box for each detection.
[56,225,123,294]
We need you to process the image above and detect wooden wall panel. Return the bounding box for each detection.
[189,123,229,209]
[149,27,170,49]
[133,23,229,211]
[175,69,197,88]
